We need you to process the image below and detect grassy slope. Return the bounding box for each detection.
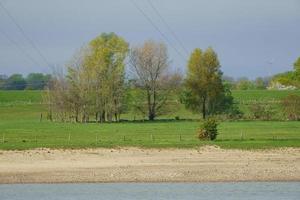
[0,90,299,150]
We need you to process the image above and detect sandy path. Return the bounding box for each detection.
[0,146,299,183]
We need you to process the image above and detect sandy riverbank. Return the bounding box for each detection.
[0,146,299,183]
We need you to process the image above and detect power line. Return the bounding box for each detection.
[130,0,186,62]
[0,28,42,67]
[0,1,50,66]
[146,0,189,55]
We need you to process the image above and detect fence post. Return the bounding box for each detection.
[68,133,71,143]
[240,131,244,140]
[179,134,182,141]
[151,134,154,142]
[2,133,4,144]
[123,135,126,141]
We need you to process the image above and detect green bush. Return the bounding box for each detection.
[281,94,300,120]
[197,118,218,140]
[249,103,274,120]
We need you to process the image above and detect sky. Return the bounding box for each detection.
[0,0,299,79]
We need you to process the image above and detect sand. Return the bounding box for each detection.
[0,146,299,183]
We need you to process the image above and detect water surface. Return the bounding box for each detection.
[0,182,299,200]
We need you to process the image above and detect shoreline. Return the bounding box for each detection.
[1,146,299,184]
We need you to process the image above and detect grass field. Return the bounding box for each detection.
[0,90,299,150]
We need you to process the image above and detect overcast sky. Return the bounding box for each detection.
[0,0,299,78]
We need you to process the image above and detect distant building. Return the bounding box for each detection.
[267,81,297,90]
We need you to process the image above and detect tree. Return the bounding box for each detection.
[84,32,129,122]
[26,73,51,90]
[5,74,26,90]
[182,47,225,119]
[235,77,255,90]
[46,32,129,123]
[254,77,266,89]
[0,74,7,89]
[129,40,181,120]
[271,56,300,88]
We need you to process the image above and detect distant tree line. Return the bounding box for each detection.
[0,73,51,90]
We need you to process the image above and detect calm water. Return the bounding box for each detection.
[0,182,299,200]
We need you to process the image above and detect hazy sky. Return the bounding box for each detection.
[0,0,299,78]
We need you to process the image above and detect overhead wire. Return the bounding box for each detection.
[0,1,50,67]
[146,0,189,55]
[130,0,187,62]
[0,28,42,67]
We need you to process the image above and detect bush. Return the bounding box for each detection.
[249,103,274,120]
[281,94,300,120]
[197,118,218,140]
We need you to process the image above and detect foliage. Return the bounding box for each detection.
[182,47,235,119]
[0,73,51,90]
[249,103,274,120]
[129,40,181,120]
[281,94,300,120]
[271,56,300,88]
[197,118,218,140]
[4,74,27,90]
[26,73,51,90]
[46,32,129,123]
[235,78,255,90]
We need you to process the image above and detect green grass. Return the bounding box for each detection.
[0,90,43,105]
[0,90,300,150]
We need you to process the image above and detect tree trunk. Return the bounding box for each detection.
[149,112,155,121]
[202,96,206,119]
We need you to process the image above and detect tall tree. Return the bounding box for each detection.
[46,32,129,123]
[182,47,225,119]
[129,40,181,120]
[84,32,129,122]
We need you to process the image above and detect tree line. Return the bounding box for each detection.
[0,73,51,90]
[44,32,239,122]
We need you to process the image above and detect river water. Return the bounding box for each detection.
[0,182,299,200]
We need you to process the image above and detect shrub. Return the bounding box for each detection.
[281,94,300,120]
[249,103,274,120]
[197,118,218,140]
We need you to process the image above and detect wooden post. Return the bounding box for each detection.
[96,134,98,144]
[2,133,4,144]
[179,134,182,141]
[123,135,126,141]
[240,131,243,140]
[68,133,71,143]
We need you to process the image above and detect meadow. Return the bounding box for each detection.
[0,90,299,150]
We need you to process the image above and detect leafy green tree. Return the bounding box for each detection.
[271,56,300,88]
[26,73,51,90]
[0,74,7,89]
[47,32,129,123]
[5,74,26,90]
[182,47,225,119]
[254,77,266,89]
[235,78,255,90]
